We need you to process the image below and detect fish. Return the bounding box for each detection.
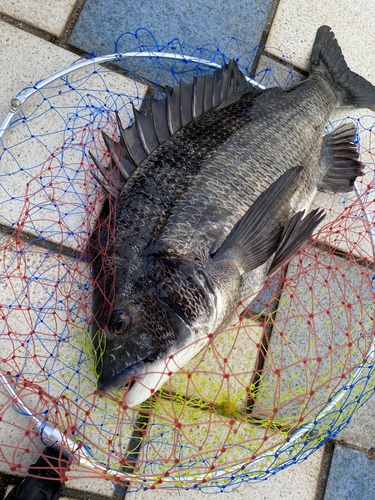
[89,26,374,407]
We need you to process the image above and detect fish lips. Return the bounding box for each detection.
[93,322,154,394]
[94,301,195,399]
[97,358,146,393]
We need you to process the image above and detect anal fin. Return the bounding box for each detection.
[319,122,363,192]
[267,209,326,276]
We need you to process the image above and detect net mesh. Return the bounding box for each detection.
[0,30,374,492]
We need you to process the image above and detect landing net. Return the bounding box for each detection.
[0,30,374,493]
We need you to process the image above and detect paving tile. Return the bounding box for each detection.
[324,445,375,500]
[0,229,135,486]
[0,21,148,250]
[254,247,374,427]
[167,317,263,411]
[266,0,375,83]
[65,468,115,497]
[128,444,324,499]
[0,0,78,38]
[134,404,288,489]
[69,0,274,85]
[334,390,375,450]
[254,53,305,89]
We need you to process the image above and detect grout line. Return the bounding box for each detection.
[58,0,89,46]
[333,438,372,454]
[0,223,84,260]
[250,0,282,77]
[0,0,88,54]
[0,12,86,59]
[314,441,335,500]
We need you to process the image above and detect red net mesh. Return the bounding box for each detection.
[0,43,374,493]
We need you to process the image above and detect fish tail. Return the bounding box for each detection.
[310,25,375,108]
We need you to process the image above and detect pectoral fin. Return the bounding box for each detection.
[212,166,303,273]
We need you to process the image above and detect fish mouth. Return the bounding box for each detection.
[97,361,146,393]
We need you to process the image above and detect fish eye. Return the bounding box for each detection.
[108,311,132,337]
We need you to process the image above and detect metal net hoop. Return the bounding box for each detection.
[0,31,374,492]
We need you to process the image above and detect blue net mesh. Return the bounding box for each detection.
[0,31,374,491]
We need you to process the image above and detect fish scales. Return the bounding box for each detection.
[99,90,261,274]
[90,26,375,406]
[158,79,336,259]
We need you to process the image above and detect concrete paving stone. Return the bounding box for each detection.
[167,316,263,411]
[324,444,375,500]
[334,389,375,450]
[0,0,78,38]
[254,53,305,89]
[0,21,148,250]
[135,402,288,485]
[0,229,135,484]
[65,467,116,497]
[68,0,273,86]
[266,0,375,84]
[128,443,324,499]
[254,246,374,427]
[0,385,43,476]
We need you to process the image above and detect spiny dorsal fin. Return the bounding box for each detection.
[319,122,363,192]
[116,60,250,168]
[91,61,251,196]
[267,209,326,276]
[212,167,303,273]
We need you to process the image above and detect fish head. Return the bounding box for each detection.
[91,257,218,406]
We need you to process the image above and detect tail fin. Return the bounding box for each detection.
[310,25,375,108]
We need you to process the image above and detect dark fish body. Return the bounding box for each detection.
[90,27,375,406]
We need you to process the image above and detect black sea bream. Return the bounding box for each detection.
[89,26,375,406]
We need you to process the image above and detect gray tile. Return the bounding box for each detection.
[324,445,375,500]
[69,0,274,86]
[335,390,375,450]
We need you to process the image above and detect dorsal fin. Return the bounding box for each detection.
[107,60,251,174]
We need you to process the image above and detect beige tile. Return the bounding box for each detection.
[254,51,305,89]
[167,318,263,412]
[66,468,115,497]
[129,445,324,499]
[334,377,375,450]
[254,247,373,426]
[266,0,375,83]
[0,21,148,250]
[0,232,135,478]
[0,0,77,37]
[134,402,288,486]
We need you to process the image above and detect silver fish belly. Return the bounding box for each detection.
[90,26,373,407]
